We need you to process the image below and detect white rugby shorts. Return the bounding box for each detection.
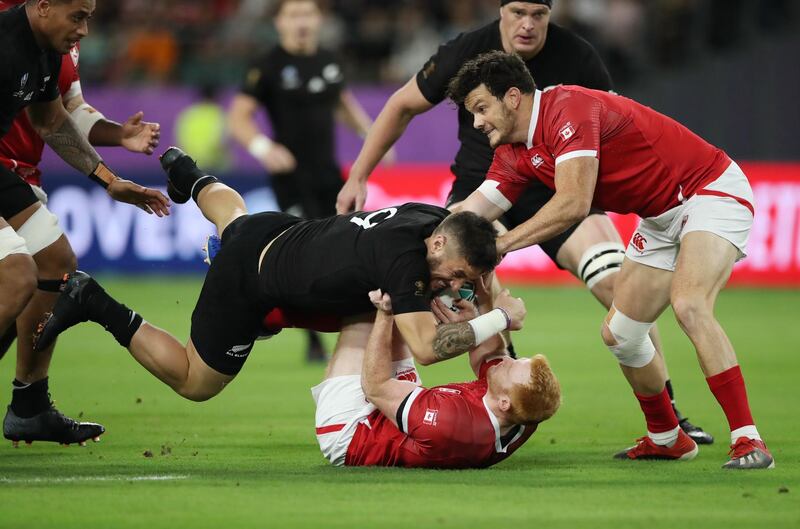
[311,359,419,466]
[625,161,754,271]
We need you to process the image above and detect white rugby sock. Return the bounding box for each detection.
[731,425,761,444]
[648,426,680,446]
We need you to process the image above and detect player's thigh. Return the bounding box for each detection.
[183,338,236,401]
[672,231,738,303]
[555,213,623,274]
[326,314,374,379]
[612,257,673,323]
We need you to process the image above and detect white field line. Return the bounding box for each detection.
[0,474,189,484]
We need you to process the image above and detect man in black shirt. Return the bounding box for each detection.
[0,0,169,446]
[227,0,379,362]
[35,148,524,403]
[336,0,712,444]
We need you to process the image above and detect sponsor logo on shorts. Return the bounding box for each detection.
[436,387,461,395]
[531,154,544,168]
[631,232,647,252]
[423,409,438,426]
[396,369,419,383]
[225,344,252,358]
[680,215,689,231]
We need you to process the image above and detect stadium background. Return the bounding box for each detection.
[2,3,800,528]
[36,0,800,285]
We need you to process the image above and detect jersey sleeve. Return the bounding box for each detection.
[240,57,272,106]
[416,31,477,105]
[546,92,602,166]
[480,145,530,209]
[380,250,430,315]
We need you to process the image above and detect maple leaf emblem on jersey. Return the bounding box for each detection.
[559,123,576,141]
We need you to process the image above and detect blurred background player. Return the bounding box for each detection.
[336,0,711,443]
[0,0,168,446]
[313,287,560,468]
[227,0,385,363]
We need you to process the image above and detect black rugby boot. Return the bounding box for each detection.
[33,271,100,353]
[4,404,104,447]
[675,407,714,445]
[159,147,218,204]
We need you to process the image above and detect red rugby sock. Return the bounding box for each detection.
[706,365,755,431]
[635,388,679,433]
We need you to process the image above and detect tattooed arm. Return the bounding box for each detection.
[26,99,170,216]
[432,322,477,361]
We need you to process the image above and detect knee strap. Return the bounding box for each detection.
[578,242,625,289]
[606,309,655,368]
[16,205,63,255]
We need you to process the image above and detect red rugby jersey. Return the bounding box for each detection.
[345,359,536,468]
[483,86,732,218]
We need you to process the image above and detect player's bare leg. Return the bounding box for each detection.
[600,258,698,461]
[128,326,233,401]
[0,218,36,337]
[671,231,772,469]
[558,213,713,443]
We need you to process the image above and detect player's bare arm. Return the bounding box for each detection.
[337,77,433,213]
[361,308,418,427]
[227,93,296,173]
[63,92,160,153]
[450,189,507,221]
[497,156,598,254]
[335,89,373,139]
[26,98,170,216]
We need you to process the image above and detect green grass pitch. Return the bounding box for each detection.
[1,277,798,529]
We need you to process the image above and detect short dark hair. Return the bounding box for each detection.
[272,0,320,17]
[435,212,498,272]
[447,50,536,106]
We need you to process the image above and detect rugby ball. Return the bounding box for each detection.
[435,281,477,312]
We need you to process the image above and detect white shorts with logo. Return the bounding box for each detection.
[310,359,420,466]
[626,161,754,272]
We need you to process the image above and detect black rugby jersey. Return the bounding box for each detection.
[259,203,448,316]
[416,21,612,181]
[0,5,61,137]
[241,45,344,171]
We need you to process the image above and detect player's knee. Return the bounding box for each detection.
[603,309,655,368]
[578,242,624,295]
[175,384,217,402]
[671,293,711,334]
[34,237,77,277]
[0,253,37,313]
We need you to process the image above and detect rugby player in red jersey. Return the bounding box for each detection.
[313,285,560,468]
[0,0,163,447]
[448,51,772,470]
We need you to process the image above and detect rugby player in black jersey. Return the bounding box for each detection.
[0,0,168,446]
[336,0,712,444]
[35,148,526,402]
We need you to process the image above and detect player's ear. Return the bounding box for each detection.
[431,234,446,253]
[504,87,521,109]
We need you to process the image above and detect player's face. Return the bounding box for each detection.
[488,356,532,392]
[40,0,94,54]
[275,0,322,51]
[499,2,550,59]
[427,252,481,293]
[464,84,517,149]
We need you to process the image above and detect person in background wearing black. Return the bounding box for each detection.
[336,0,713,444]
[228,0,387,363]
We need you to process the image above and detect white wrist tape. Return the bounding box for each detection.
[468,308,509,346]
[247,134,273,159]
[70,102,106,138]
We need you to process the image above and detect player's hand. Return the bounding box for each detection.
[494,289,525,331]
[368,289,393,313]
[120,111,160,155]
[107,178,171,217]
[261,143,297,174]
[431,297,477,324]
[336,176,367,214]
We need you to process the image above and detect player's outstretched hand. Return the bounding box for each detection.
[336,176,367,214]
[107,178,171,216]
[494,289,525,331]
[262,143,297,174]
[368,289,393,313]
[121,111,160,155]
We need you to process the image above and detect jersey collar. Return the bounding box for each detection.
[525,89,543,149]
[482,395,526,453]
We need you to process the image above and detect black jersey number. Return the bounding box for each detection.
[350,208,398,230]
